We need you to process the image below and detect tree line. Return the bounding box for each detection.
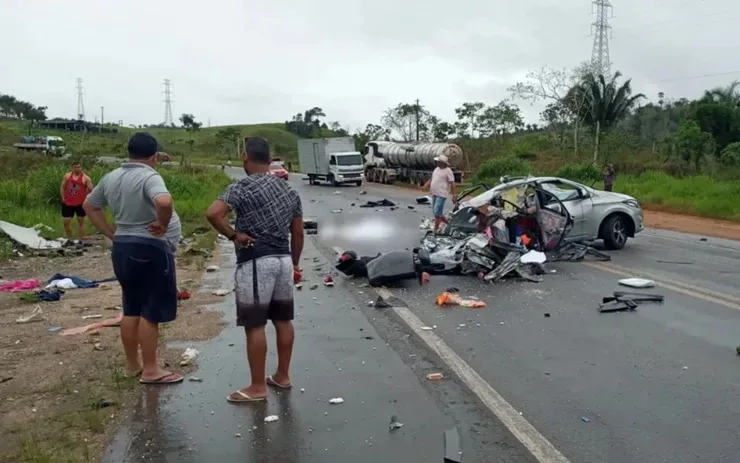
[0,93,48,121]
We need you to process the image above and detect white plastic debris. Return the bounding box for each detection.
[206,265,220,272]
[211,288,231,296]
[618,278,655,288]
[82,314,102,320]
[521,250,546,264]
[16,305,43,324]
[264,415,279,423]
[420,326,434,331]
[329,397,344,404]
[46,278,78,290]
[180,348,199,366]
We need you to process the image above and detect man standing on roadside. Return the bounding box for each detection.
[206,137,303,403]
[423,155,457,234]
[604,164,615,192]
[83,132,183,385]
[60,161,94,242]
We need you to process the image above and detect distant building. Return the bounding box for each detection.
[36,118,119,134]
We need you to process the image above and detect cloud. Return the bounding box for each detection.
[2,0,739,131]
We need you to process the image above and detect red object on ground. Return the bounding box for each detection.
[421,271,431,284]
[177,290,191,300]
[323,275,334,286]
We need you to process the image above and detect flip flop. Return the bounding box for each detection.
[227,390,266,403]
[139,372,183,384]
[266,375,292,389]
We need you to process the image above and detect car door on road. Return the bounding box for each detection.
[538,180,591,240]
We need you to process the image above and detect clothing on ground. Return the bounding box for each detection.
[85,162,181,251]
[219,173,302,263]
[112,236,177,324]
[61,204,86,218]
[234,256,294,328]
[432,195,447,218]
[429,166,455,198]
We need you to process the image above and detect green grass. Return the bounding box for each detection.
[0,152,231,259]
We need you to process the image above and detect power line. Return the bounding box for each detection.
[591,0,613,77]
[162,79,174,126]
[655,69,740,83]
[76,78,85,121]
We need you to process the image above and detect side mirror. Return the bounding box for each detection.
[578,189,589,199]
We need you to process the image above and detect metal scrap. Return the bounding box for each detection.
[599,291,664,313]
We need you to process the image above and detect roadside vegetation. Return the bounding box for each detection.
[0,151,231,259]
[4,68,740,222]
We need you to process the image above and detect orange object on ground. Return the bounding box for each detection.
[435,291,486,308]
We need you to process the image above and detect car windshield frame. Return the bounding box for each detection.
[269,162,285,170]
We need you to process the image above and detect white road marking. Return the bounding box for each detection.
[375,288,570,463]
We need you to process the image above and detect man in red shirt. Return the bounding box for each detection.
[60,162,94,241]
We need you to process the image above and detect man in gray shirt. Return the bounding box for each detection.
[83,132,183,385]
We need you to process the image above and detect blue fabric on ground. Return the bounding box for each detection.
[46,273,117,288]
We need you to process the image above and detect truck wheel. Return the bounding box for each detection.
[381,171,388,184]
[308,175,316,185]
[329,175,339,187]
[355,180,362,187]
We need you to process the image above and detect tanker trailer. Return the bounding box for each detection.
[363,141,465,185]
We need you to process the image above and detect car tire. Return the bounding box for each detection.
[355,180,362,186]
[602,215,628,250]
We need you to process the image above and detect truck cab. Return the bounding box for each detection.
[326,151,364,186]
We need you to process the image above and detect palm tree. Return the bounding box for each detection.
[566,71,645,162]
[701,80,740,106]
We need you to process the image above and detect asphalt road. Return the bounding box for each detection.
[280,172,740,463]
[103,169,532,463]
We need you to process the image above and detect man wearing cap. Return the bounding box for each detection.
[423,154,457,234]
[83,132,183,385]
[206,137,303,403]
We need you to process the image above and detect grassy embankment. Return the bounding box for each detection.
[0,151,232,259]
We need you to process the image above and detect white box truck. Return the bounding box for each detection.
[298,137,364,186]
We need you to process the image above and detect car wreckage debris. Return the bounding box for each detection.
[551,243,611,262]
[599,291,664,313]
[359,199,396,208]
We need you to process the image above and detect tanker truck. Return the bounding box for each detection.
[363,141,466,186]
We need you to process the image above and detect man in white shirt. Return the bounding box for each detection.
[423,155,456,233]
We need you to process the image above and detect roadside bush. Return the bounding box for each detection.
[555,162,602,183]
[720,142,740,166]
[0,154,231,240]
[473,155,533,183]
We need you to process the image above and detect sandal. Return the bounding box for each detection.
[227,390,266,403]
[266,375,292,390]
[139,372,183,384]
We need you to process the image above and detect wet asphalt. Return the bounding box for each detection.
[103,169,740,462]
[102,169,533,463]
[282,174,740,463]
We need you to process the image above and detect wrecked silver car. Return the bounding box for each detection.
[416,178,610,282]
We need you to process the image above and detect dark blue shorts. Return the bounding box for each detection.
[112,236,177,324]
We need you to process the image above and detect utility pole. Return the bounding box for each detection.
[162,79,174,126]
[414,98,420,142]
[591,0,613,77]
[100,106,104,127]
[76,78,85,121]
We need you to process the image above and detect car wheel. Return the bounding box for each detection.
[602,215,628,250]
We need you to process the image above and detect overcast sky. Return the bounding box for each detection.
[2,0,738,131]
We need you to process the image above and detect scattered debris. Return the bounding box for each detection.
[206,265,220,272]
[416,196,431,205]
[373,296,391,309]
[48,326,62,333]
[521,250,546,264]
[212,288,232,296]
[426,373,444,380]
[656,260,693,265]
[0,220,64,250]
[331,209,343,213]
[1,279,40,293]
[599,291,664,313]
[329,397,344,404]
[359,199,395,208]
[435,291,486,308]
[443,427,462,463]
[389,415,404,430]
[189,376,203,382]
[234,433,242,438]
[581,416,591,423]
[309,284,319,290]
[180,348,199,366]
[16,305,43,324]
[177,290,191,300]
[618,278,655,288]
[420,326,434,331]
[81,314,102,320]
[264,415,280,423]
[295,283,303,290]
[323,275,334,287]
